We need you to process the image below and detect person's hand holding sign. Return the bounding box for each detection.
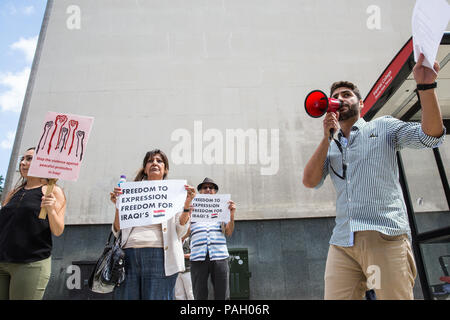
[413,53,444,138]
[181,185,196,226]
[111,186,123,232]
[413,53,439,84]
[228,200,236,218]
[185,184,196,202]
[41,182,66,236]
[110,186,122,205]
[41,193,57,211]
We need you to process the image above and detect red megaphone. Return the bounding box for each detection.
[304,90,342,118]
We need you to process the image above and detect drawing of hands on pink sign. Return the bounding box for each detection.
[36,121,53,155]
[48,114,67,154]
[67,120,79,155]
[28,112,94,182]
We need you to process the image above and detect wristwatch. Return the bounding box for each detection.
[416,82,437,91]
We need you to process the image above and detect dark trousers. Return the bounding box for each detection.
[190,254,229,300]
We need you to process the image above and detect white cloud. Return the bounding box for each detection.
[2,4,34,16]
[0,131,16,150]
[0,67,31,112]
[10,36,38,63]
[23,6,35,15]
[0,36,38,113]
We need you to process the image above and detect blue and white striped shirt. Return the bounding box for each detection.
[190,222,229,261]
[317,116,445,247]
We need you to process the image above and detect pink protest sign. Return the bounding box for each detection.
[28,111,94,181]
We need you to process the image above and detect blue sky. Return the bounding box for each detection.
[0,0,46,186]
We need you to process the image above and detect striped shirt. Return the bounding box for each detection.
[190,222,229,261]
[317,116,445,247]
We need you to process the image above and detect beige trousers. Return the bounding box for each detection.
[324,231,417,300]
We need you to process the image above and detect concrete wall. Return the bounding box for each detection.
[5,0,430,224]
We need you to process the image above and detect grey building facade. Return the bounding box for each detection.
[3,0,450,299]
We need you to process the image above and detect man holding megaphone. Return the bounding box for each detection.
[303,53,445,300]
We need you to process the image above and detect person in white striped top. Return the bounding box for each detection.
[189,177,236,300]
[303,53,446,300]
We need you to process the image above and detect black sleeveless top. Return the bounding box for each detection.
[0,186,52,263]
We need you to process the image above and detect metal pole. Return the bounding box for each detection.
[432,147,450,208]
[397,151,431,300]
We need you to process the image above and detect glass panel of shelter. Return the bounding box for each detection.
[420,241,450,300]
[401,147,450,234]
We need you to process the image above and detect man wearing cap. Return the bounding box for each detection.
[189,177,236,300]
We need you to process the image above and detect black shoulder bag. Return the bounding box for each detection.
[88,231,127,294]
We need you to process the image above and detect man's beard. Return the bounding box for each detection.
[338,101,359,121]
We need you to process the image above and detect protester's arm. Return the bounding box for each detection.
[179,210,190,226]
[43,185,66,236]
[110,187,122,233]
[1,190,15,207]
[180,185,196,226]
[224,200,236,237]
[182,226,191,242]
[302,111,338,188]
[113,208,120,233]
[302,137,331,188]
[176,185,195,238]
[414,53,444,137]
[175,210,190,239]
[182,227,191,259]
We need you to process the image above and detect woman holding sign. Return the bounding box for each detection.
[0,147,66,300]
[110,149,195,300]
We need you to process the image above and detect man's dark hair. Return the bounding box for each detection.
[330,81,362,100]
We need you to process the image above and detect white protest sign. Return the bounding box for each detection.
[191,194,231,223]
[412,0,450,71]
[118,179,187,229]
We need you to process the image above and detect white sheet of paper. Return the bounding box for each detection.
[412,0,450,71]
[191,194,231,223]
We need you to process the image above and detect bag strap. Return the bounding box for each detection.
[107,231,115,245]
[118,227,134,248]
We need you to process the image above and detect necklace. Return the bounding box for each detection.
[17,188,27,208]
[16,185,42,208]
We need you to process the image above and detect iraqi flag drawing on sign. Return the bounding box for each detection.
[153,210,166,218]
